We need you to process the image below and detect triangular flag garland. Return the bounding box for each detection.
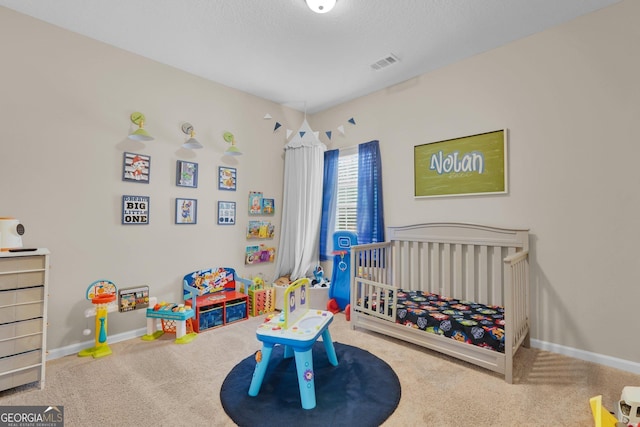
[265,113,356,141]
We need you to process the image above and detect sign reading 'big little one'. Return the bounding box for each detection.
[413,129,508,198]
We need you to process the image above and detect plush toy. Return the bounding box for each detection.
[312,265,330,288]
[274,275,291,286]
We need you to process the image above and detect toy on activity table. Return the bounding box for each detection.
[590,386,640,427]
[327,231,357,318]
[142,281,199,344]
[78,280,118,358]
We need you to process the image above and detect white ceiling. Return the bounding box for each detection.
[0,0,620,114]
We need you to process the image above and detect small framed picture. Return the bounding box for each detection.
[262,198,275,215]
[122,195,150,225]
[176,160,198,188]
[123,152,151,183]
[219,166,237,191]
[217,201,236,225]
[118,285,149,312]
[175,198,197,224]
[249,191,263,215]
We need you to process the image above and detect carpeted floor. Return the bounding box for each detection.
[220,342,401,427]
[1,314,638,426]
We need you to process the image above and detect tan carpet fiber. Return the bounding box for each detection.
[1,314,637,426]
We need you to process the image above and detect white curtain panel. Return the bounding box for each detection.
[274,120,326,280]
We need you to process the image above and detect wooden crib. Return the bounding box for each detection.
[349,222,529,383]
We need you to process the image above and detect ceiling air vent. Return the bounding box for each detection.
[370,53,400,71]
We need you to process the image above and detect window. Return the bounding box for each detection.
[335,151,358,232]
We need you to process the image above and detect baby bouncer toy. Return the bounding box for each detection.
[327,231,357,318]
[78,280,118,358]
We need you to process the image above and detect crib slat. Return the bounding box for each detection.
[441,243,449,295]
[393,241,402,287]
[425,242,432,293]
[404,241,411,287]
[453,243,462,298]
[478,245,488,303]
[432,242,440,294]
[416,242,429,289]
[492,247,503,306]
[465,244,475,299]
[410,241,419,290]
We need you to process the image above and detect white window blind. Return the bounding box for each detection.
[335,152,358,232]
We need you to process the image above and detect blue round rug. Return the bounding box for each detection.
[220,341,401,427]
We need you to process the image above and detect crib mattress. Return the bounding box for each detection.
[396,290,505,353]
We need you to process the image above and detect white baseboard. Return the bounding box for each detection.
[46,327,147,360]
[531,339,640,375]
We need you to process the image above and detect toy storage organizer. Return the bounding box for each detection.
[193,292,248,332]
[0,249,49,392]
[182,267,250,333]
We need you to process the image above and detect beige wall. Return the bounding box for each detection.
[312,0,640,366]
[0,7,302,350]
[1,1,639,368]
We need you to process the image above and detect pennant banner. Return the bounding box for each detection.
[264,113,357,142]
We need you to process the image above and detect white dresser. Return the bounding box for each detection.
[0,249,49,391]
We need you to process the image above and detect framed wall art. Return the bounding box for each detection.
[176,160,198,188]
[248,191,263,215]
[118,285,149,312]
[414,129,508,198]
[217,201,236,225]
[121,195,150,225]
[219,166,237,191]
[175,198,197,224]
[123,152,151,183]
[262,198,275,215]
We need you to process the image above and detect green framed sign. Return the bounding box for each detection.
[414,129,508,198]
